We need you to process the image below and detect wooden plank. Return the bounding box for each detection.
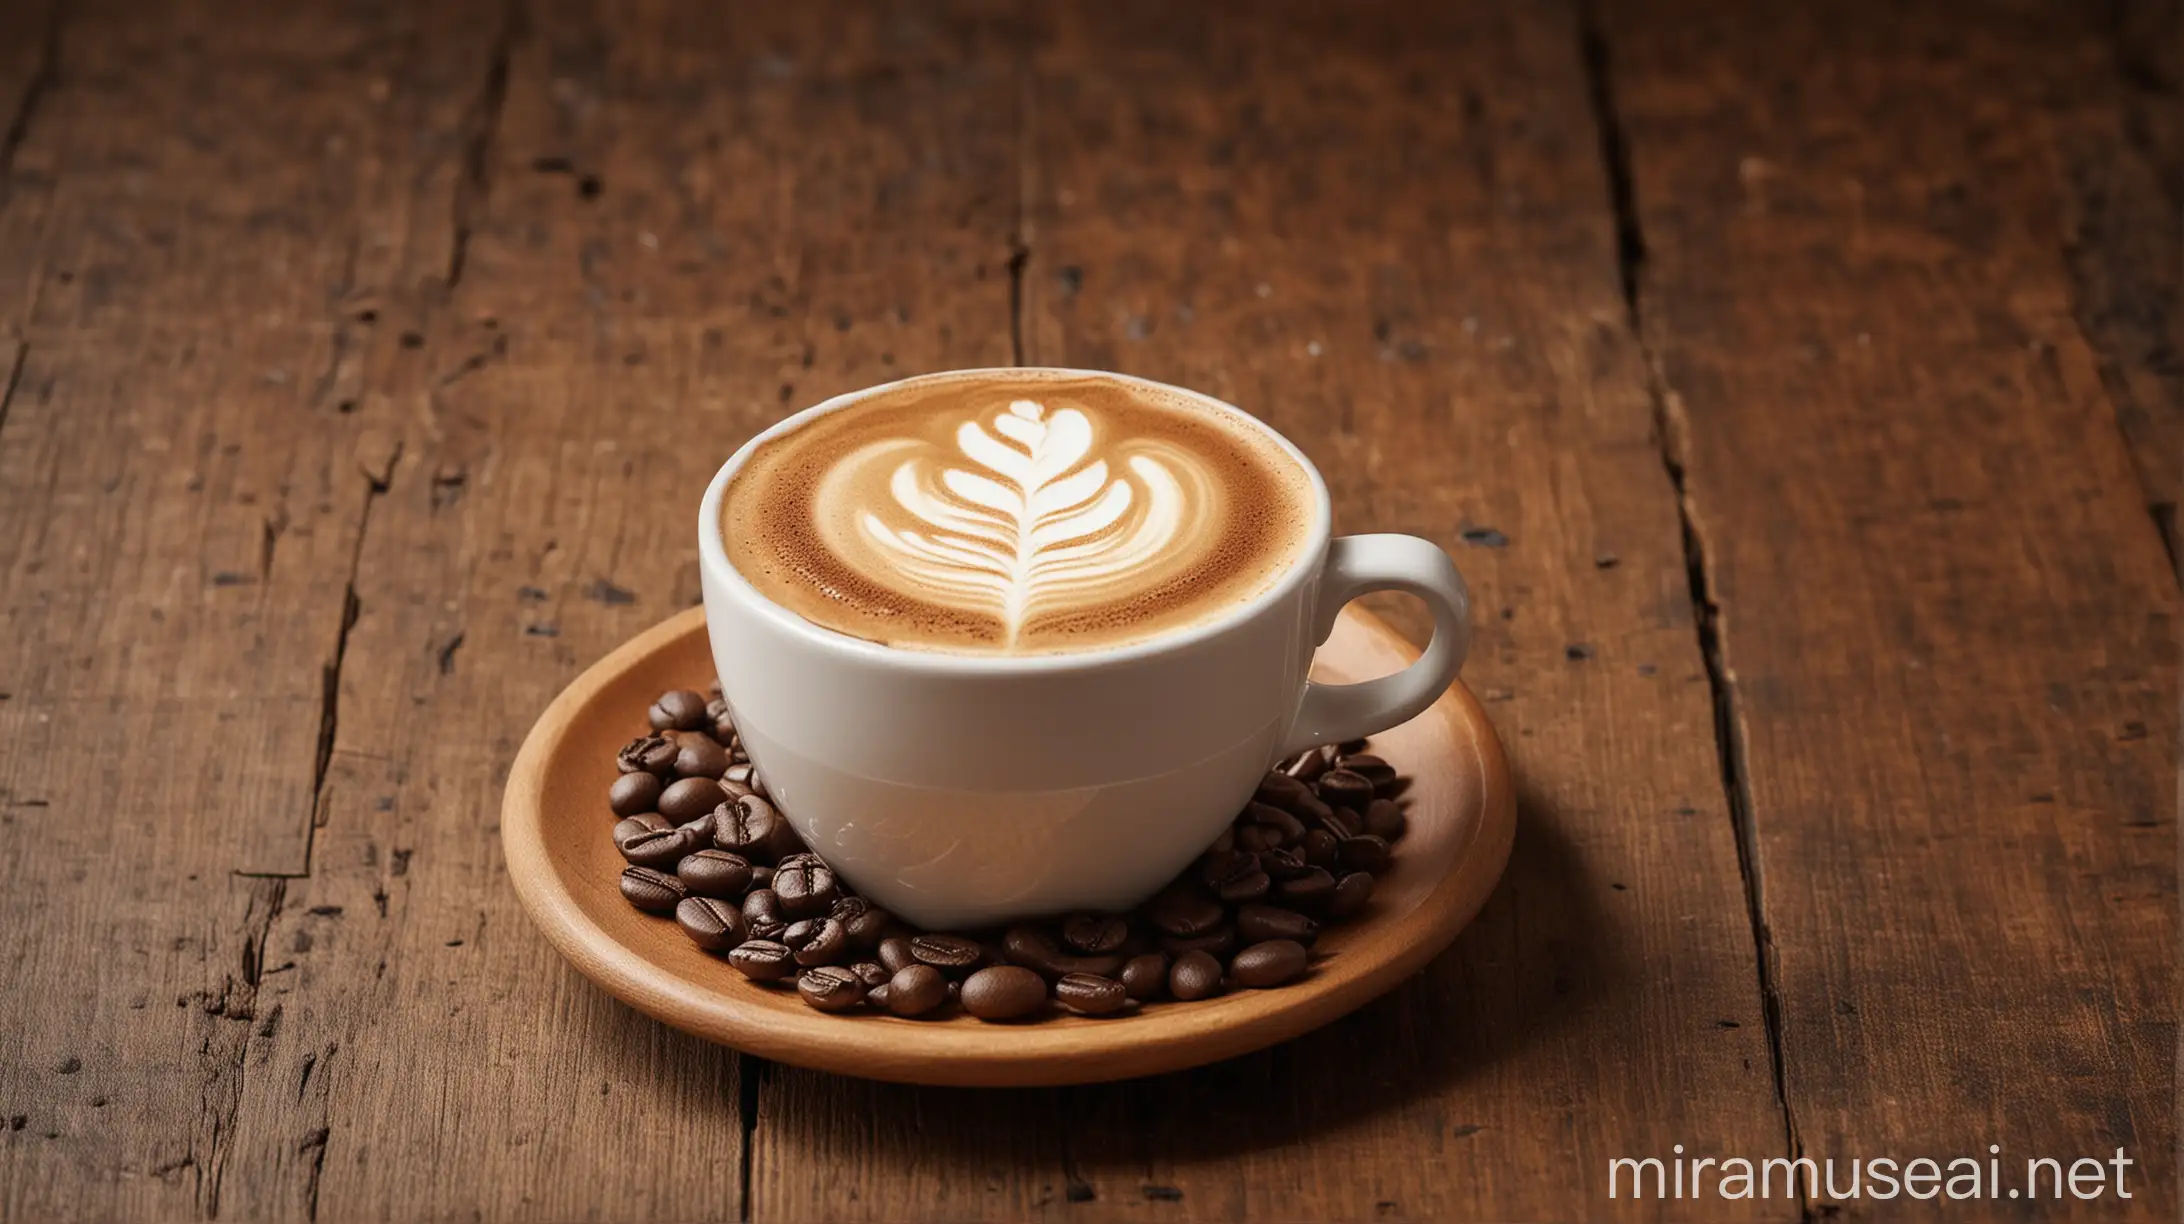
[2064,0,2182,562]
[219,0,1021,1219]
[754,2,1788,1220]
[0,0,58,342]
[1606,0,2180,1215]
[0,1,501,1218]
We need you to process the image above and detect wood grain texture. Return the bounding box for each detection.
[0,0,59,338]
[0,0,2170,1220]
[0,1,502,1217]
[214,0,1020,1220]
[751,2,1788,1219]
[2062,0,2182,563]
[1606,0,2181,1216]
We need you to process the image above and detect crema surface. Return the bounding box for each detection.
[721,370,1317,656]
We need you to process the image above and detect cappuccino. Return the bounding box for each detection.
[721,370,1317,655]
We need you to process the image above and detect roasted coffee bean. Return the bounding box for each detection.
[783,917,848,966]
[1061,913,1129,956]
[1118,952,1170,1000]
[705,695,735,735]
[1243,802,1306,845]
[1327,870,1376,919]
[1218,868,1270,903]
[1197,847,1253,885]
[884,963,948,1017]
[619,866,686,913]
[1338,737,1370,753]
[673,734,730,780]
[720,777,755,800]
[1257,847,1310,880]
[849,961,891,989]
[608,771,663,817]
[649,688,710,731]
[617,733,679,777]
[945,979,962,1002]
[1001,925,1064,973]
[1234,823,1281,853]
[1158,924,1236,960]
[1236,903,1320,945]
[677,808,717,843]
[1002,925,1124,979]
[1281,745,1333,781]
[657,776,726,822]
[877,936,917,974]
[722,762,761,791]
[1230,939,1309,988]
[909,933,985,974]
[712,795,796,863]
[675,896,746,951]
[1316,768,1375,809]
[1277,867,1338,908]
[1146,886,1225,938]
[1055,973,1130,1016]
[1337,753,1400,795]
[619,826,699,870]
[749,864,775,890]
[831,897,890,951]
[1301,827,1340,867]
[960,966,1048,1021]
[1253,771,1316,813]
[1315,810,1360,843]
[1339,834,1392,875]
[1168,950,1224,1001]
[741,889,789,941]
[772,857,838,917]
[728,939,795,982]
[1363,798,1408,841]
[677,849,753,899]
[611,812,673,851]
[1295,791,1339,828]
[864,983,892,1010]
[798,965,866,1012]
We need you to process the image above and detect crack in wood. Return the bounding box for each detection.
[0,0,60,207]
[298,1125,331,1221]
[446,0,523,292]
[1007,18,1036,368]
[736,1056,767,1222]
[245,442,404,884]
[199,877,292,1217]
[1577,6,1644,324]
[1005,240,1029,366]
[260,509,288,582]
[1576,6,1808,1220]
[309,232,364,411]
[0,340,26,443]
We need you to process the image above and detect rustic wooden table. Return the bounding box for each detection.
[1,0,2175,1220]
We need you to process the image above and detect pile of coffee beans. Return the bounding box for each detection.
[607,683,1411,1022]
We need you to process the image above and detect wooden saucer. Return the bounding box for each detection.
[501,605,1514,1087]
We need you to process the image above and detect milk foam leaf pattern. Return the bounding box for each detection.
[858,400,1186,643]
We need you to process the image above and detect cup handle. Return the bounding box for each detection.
[1279,534,1473,759]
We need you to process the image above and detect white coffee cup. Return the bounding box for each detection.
[699,369,1471,929]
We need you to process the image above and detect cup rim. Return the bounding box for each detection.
[698,366,1334,675]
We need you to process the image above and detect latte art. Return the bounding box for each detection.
[722,371,1317,655]
[826,400,1207,645]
